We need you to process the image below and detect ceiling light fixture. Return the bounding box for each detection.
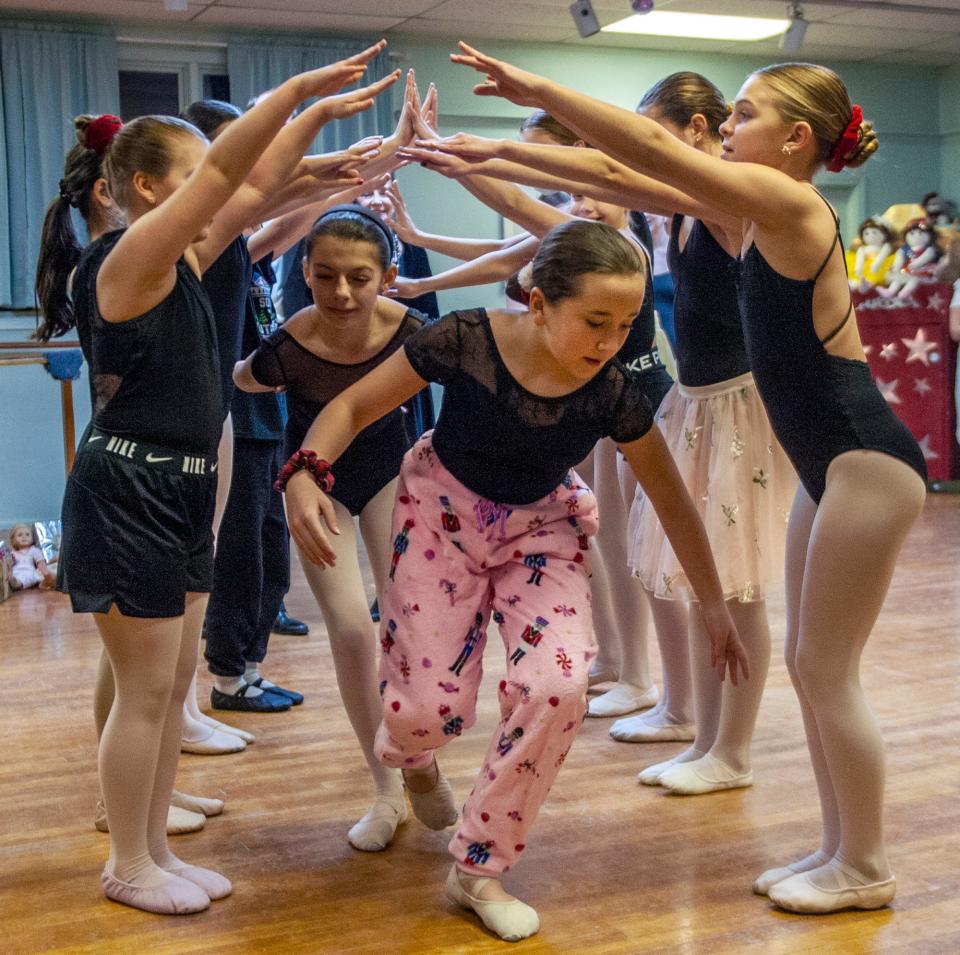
[602,10,789,41]
[779,3,808,53]
[164,0,188,10]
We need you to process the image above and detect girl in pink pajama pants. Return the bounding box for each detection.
[284,220,747,941]
[374,434,598,878]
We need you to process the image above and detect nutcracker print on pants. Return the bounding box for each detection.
[374,434,599,877]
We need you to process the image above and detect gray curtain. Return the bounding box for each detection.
[227,36,395,154]
[0,19,119,308]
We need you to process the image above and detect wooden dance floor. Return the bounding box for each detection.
[4,494,959,953]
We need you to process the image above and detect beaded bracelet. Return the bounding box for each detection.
[274,449,336,493]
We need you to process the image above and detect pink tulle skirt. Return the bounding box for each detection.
[628,372,796,602]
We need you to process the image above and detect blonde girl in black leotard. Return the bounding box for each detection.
[439,44,926,916]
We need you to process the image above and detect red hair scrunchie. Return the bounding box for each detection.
[827,104,862,172]
[84,114,123,157]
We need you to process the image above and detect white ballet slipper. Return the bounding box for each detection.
[768,862,895,914]
[586,683,659,718]
[170,790,224,817]
[164,863,232,901]
[752,851,831,896]
[445,866,540,942]
[101,868,210,915]
[659,754,752,795]
[609,713,695,742]
[587,663,619,688]
[402,761,458,830]
[96,799,205,835]
[181,727,246,755]
[348,795,408,852]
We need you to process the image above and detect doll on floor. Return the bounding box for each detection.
[8,523,56,591]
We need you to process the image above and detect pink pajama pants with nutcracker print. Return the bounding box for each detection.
[373,434,599,877]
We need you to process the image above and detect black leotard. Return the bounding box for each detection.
[668,215,749,387]
[737,195,926,503]
[249,310,425,516]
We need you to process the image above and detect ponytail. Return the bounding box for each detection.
[34,194,84,340]
[34,114,123,340]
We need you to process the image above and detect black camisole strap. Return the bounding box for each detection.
[810,190,854,346]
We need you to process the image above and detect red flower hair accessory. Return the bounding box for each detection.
[84,114,123,157]
[827,104,862,172]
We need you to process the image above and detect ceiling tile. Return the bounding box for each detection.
[194,6,404,30]
[419,0,573,27]
[0,0,190,20]
[388,18,577,42]
[212,0,435,14]
[821,8,960,32]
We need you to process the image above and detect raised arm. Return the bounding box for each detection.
[247,172,390,263]
[194,70,401,271]
[387,178,521,261]
[284,349,428,565]
[401,145,572,240]
[99,43,392,322]
[389,234,538,299]
[450,42,809,229]
[418,134,737,228]
[620,428,748,684]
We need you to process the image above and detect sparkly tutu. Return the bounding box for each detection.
[628,372,796,602]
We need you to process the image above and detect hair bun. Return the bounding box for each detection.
[83,114,123,157]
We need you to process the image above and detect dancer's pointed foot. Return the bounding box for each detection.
[446,866,540,941]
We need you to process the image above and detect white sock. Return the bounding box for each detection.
[215,676,266,698]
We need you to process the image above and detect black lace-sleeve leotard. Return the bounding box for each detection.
[404,308,654,505]
[250,310,425,515]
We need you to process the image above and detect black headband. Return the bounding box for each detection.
[316,203,396,256]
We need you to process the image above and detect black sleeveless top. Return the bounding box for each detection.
[72,230,224,455]
[668,215,749,387]
[404,308,654,505]
[201,236,253,419]
[618,232,672,410]
[736,198,926,502]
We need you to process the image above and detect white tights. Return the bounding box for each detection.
[97,596,211,886]
[776,450,925,886]
[295,480,404,843]
[578,441,654,705]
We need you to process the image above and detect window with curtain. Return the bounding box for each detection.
[227,36,395,155]
[0,19,120,310]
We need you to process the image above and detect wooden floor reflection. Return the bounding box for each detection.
[3,495,959,954]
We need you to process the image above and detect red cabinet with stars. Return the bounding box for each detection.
[853,283,957,481]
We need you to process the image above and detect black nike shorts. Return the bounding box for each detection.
[58,429,218,618]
